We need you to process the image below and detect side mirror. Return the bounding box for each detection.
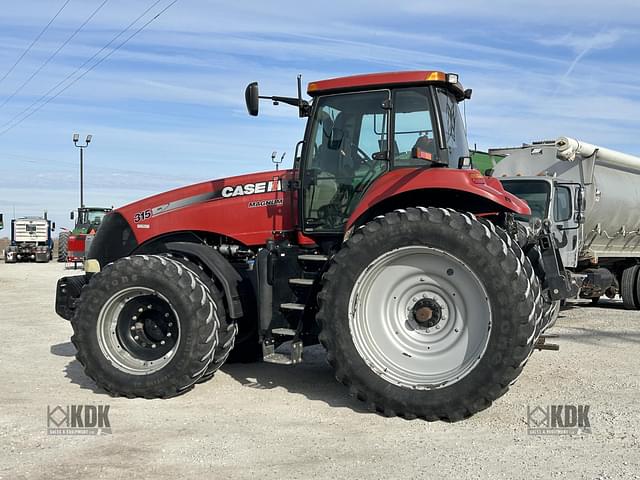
[245,82,259,116]
[70,211,74,220]
[0,213,3,229]
[51,222,56,231]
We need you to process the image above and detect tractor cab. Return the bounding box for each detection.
[71,206,113,234]
[247,71,473,234]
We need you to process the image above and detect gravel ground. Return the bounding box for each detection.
[0,262,638,480]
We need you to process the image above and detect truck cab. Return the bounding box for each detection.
[498,174,582,269]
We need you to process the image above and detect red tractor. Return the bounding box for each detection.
[56,71,574,420]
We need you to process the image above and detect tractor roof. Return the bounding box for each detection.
[307,70,467,100]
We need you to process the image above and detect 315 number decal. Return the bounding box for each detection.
[134,209,152,223]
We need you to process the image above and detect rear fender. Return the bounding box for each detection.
[346,168,530,230]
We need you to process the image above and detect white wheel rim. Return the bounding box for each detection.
[348,246,492,389]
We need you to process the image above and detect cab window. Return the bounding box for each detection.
[554,186,572,222]
[436,88,469,168]
[392,88,439,167]
[303,90,390,232]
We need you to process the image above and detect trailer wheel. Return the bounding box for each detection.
[58,232,69,262]
[317,208,539,421]
[621,265,640,310]
[163,254,238,383]
[71,254,219,398]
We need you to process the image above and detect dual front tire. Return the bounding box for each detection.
[71,254,234,398]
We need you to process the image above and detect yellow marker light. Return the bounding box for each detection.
[426,71,446,82]
[308,82,318,92]
[84,259,101,273]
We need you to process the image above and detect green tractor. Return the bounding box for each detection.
[58,207,112,262]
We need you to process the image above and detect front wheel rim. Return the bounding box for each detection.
[348,246,492,390]
[96,287,181,375]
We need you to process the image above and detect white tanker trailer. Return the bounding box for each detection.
[490,137,640,308]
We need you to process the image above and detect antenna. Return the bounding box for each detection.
[272,151,284,171]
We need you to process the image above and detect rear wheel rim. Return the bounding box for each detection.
[96,287,181,375]
[348,246,492,390]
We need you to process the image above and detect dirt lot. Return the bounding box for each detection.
[0,262,638,480]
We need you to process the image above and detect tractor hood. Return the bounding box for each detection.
[117,168,290,222]
[90,169,296,265]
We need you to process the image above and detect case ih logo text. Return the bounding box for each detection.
[221,179,282,198]
[527,404,591,435]
[47,404,112,435]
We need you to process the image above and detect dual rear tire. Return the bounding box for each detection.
[318,207,542,421]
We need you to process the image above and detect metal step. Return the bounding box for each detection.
[262,339,303,365]
[272,328,297,336]
[280,302,305,311]
[298,254,328,262]
[289,278,314,286]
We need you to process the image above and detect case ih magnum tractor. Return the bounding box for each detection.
[56,71,572,420]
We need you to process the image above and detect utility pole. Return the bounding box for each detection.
[73,133,92,207]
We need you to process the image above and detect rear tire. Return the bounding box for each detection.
[71,254,219,398]
[58,232,69,262]
[318,208,539,421]
[621,265,639,310]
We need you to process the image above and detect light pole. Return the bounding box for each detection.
[73,133,92,208]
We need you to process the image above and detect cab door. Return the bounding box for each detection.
[301,90,390,234]
[552,183,581,268]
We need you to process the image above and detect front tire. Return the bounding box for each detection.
[318,208,539,421]
[71,254,219,398]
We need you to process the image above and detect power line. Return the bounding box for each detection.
[0,0,109,110]
[0,0,72,86]
[0,0,179,138]
[0,0,164,131]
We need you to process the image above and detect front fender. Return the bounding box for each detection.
[346,168,530,230]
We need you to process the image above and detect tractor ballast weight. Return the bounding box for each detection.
[55,71,571,420]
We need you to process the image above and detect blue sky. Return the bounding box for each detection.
[1,0,639,231]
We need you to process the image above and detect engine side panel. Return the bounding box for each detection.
[116,169,297,247]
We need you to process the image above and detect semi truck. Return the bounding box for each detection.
[492,136,640,308]
[5,215,55,263]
